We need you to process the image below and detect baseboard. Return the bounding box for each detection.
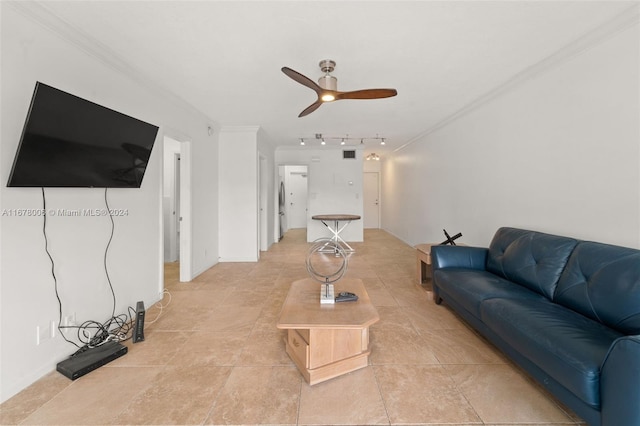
[191,259,219,279]
[217,256,258,263]
[1,363,55,404]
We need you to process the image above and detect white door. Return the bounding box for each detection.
[363,172,380,228]
[287,170,308,228]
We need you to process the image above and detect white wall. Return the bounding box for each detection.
[383,21,639,249]
[218,127,258,261]
[275,147,364,242]
[258,128,276,253]
[218,126,276,261]
[0,4,219,402]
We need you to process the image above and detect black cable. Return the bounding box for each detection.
[75,310,133,347]
[103,188,117,320]
[42,188,81,348]
[75,188,129,347]
[44,188,137,352]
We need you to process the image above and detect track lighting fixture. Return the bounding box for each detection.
[297,134,388,147]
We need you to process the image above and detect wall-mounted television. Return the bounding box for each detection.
[7,82,159,188]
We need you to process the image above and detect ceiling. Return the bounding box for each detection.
[28,1,635,156]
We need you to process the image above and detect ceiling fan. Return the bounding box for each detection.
[282,60,397,117]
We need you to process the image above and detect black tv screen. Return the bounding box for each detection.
[7,82,159,188]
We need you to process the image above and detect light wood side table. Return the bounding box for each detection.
[416,243,467,285]
[415,243,434,285]
[277,278,379,385]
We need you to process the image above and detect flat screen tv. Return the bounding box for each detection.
[7,82,159,188]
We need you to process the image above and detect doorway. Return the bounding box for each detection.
[363,172,380,228]
[163,135,192,282]
[278,165,309,236]
[173,152,181,259]
[258,155,268,255]
[287,166,308,228]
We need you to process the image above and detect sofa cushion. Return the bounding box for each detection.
[554,241,640,334]
[434,268,545,318]
[481,297,623,408]
[486,227,578,299]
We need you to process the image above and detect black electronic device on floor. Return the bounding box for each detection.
[132,300,145,343]
[56,341,127,380]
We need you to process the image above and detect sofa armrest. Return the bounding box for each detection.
[601,335,640,425]
[431,245,488,271]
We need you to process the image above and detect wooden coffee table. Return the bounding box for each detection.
[277,278,379,385]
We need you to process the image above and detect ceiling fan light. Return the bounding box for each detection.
[318,74,337,91]
[321,93,335,102]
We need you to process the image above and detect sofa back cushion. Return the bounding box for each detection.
[554,241,640,334]
[486,227,578,299]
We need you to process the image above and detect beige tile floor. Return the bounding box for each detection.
[1,229,586,425]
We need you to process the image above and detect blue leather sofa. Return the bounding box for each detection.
[431,227,640,426]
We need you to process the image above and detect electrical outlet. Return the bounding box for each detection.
[36,322,53,345]
[62,313,76,327]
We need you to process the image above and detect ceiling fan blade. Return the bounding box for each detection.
[298,100,323,117]
[282,67,322,94]
[336,88,398,100]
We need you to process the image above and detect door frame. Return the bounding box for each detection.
[258,154,269,254]
[162,134,193,283]
[166,152,181,261]
[275,163,309,239]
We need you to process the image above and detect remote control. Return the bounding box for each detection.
[335,292,358,302]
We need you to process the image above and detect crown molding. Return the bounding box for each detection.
[7,1,215,125]
[396,4,640,153]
